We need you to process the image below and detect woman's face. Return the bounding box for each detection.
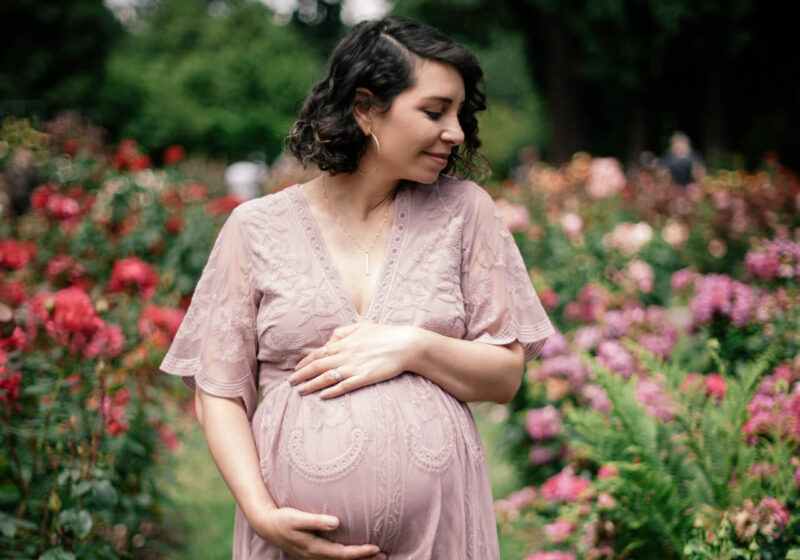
[367,59,466,184]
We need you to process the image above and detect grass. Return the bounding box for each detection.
[164,404,531,559]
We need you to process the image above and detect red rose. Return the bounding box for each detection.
[164,214,184,235]
[704,373,727,401]
[31,183,58,210]
[108,257,159,300]
[52,287,100,336]
[0,239,37,270]
[0,280,27,306]
[138,305,185,348]
[205,194,242,217]
[163,145,186,165]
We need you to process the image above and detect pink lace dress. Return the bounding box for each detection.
[160,177,554,559]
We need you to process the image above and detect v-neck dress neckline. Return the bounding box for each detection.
[287,183,411,324]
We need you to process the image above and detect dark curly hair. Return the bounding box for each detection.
[287,15,488,178]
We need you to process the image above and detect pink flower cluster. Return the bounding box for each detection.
[689,274,755,327]
[494,197,530,232]
[726,498,791,541]
[540,467,592,503]
[526,405,562,441]
[524,552,576,560]
[564,284,611,324]
[586,157,626,200]
[745,239,800,280]
[494,485,537,515]
[681,373,727,402]
[742,364,800,444]
[636,376,675,422]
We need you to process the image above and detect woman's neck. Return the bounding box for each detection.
[322,172,399,221]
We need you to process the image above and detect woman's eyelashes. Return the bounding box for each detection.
[424,109,443,120]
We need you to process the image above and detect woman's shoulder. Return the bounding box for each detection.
[229,187,294,226]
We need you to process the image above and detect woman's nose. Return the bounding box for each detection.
[442,116,465,146]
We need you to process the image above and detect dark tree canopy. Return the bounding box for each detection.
[0,0,121,117]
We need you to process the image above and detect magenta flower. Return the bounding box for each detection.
[524,552,577,560]
[540,467,592,503]
[580,384,612,414]
[495,485,537,515]
[794,465,800,490]
[671,268,697,292]
[545,519,575,544]
[541,332,569,358]
[526,406,562,441]
[529,445,558,466]
[573,325,603,351]
[597,340,636,378]
[636,377,675,422]
[689,274,754,327]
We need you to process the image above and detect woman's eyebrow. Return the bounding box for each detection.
[422,96,466,108]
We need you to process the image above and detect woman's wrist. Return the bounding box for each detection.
[404,325,433,374]
[248,503,280,542]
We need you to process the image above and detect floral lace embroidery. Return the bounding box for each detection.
[406,419,455,474]
[370,383,404,550]
[288,425,368,483]
[306,398,350,431]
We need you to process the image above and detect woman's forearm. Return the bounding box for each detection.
[194,387,276,527]
[405,328,525,404]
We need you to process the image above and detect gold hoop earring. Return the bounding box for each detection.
[357,132,381,175]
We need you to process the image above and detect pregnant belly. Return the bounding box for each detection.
[255,373,479,551]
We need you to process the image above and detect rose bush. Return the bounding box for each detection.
[0,116,240,558]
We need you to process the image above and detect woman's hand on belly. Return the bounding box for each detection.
[290,322,419,399]
[255,507,387,560]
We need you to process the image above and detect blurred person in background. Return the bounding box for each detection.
[663,131,705,186]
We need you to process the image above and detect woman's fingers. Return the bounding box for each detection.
[288,510,340,532]
[289,356,338,386]
[298,367,347,395]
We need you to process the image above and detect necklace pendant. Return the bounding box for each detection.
[365,252,370,276]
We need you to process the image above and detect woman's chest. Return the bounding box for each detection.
[242,195,467,365]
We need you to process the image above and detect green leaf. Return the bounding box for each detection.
[92,480,118,507]
[57,509,93,539]
[71,480,92,498]
[39,547,76,560]
[786,549,800,560]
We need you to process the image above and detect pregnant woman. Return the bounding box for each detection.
[160,15,554,560]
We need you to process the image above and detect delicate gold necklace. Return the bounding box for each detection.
[321,176,393,276]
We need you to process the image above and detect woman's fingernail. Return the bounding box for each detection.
[326,517,338,528]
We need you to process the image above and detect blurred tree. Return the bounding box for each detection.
[100,0,324,161]
[0,0,120,116]
[392,0,799,170]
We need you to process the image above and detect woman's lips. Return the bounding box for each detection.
[425,152,449,166]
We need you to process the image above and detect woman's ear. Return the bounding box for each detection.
[353,87,377,135]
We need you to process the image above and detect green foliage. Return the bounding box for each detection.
[0,0,120,115]
[100,0,324,161]
[565,345,794,557]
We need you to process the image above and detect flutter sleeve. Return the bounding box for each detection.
[461,185,554,361]
[159,208,260,419]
